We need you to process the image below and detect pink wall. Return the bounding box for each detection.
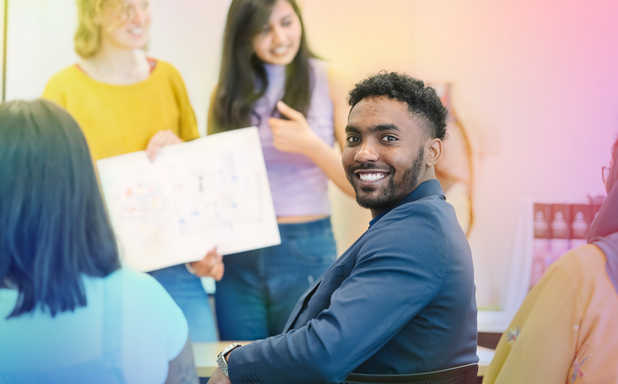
[301,0,618,306]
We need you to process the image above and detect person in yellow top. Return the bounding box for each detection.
[43,0,198,161]
[483,138,618,384]
[43,0,223,342]
[43,58,198,161]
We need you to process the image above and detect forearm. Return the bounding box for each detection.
[227,312,385,384]
[227,249,437,383]
[305,138,354,197]
[227,330,339,384]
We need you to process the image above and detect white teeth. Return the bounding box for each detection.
[128,28,143,35]
[359,173,386,182]
[272,46,288,55]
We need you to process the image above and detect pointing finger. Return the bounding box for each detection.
[276,101,303,121]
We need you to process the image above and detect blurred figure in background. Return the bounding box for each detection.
[208,0,354,340]
[433,83,475,236]
[483,138,618,383]
[0,99,197,384]
[42,0,222,342]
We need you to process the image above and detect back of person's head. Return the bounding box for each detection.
[587,137,618,240]
[213,0,314,132]
[607,138,618,194]
[74,0,123,58]
[348,72,448,141]
[0,99,120,318]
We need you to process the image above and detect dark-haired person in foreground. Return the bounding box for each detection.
[208,72,478,384]
[0,100,198,384]
[483,139,618,384]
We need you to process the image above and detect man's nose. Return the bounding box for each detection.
[354,141,379,162]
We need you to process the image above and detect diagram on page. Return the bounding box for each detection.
[97,127,280,272]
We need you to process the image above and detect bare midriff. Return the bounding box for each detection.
[276,214,329,224]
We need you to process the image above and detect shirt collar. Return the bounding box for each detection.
[369,179,445,226]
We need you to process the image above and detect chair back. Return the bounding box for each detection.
[343,363,479,384]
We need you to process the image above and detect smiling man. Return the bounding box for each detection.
[208,72,478,384]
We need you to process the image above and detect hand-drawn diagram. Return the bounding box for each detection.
[97,127,280,272]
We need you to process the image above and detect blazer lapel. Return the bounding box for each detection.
[283,279,322,332]
[283,230,369,332]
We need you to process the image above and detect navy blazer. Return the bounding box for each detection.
[227,179,478,384]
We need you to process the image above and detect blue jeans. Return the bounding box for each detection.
[215,217,336,340]
[149,264,217,342]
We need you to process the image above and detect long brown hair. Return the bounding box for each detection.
[210,0,315,133]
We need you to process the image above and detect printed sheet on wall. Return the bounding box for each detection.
[97,127,280,272]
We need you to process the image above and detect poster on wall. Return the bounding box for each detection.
[97,127,281,272]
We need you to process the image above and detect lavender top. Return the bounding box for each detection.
[252,59,334,216]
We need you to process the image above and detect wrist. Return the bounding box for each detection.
[224,348,235,363]
[185,263,196,275]
[217,343,241,377]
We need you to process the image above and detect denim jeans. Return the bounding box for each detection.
[149,264,217,342]
[215,217,337,340]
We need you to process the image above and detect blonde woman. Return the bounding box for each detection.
[43,0,222,342]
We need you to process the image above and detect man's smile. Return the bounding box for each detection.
[353,168,391,185]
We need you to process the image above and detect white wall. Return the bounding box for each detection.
[0,0,5,99]
[5,0,77,101]
[5,0,230,134]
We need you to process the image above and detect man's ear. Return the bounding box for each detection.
[425,138,443,167]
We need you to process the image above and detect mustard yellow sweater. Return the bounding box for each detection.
[43,60,199,160]
[483,244,618,384]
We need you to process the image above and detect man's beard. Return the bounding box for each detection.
[355,147,424,211]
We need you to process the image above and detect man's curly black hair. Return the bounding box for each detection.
[348,72,447,140]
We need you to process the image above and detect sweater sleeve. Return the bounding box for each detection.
[167,63,199,141]
[42,72,68,108]
[483,251,586,384]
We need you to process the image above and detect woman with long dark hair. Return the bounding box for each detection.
[483,138,618,383]
[42,0,222,342]
[209,0,354,340]
[0,100,198,383]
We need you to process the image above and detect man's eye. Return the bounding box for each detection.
[346,136,360,144]
[381,135,398,142]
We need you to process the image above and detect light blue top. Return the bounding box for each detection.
[0,268,188,384]
[253,59,335,216]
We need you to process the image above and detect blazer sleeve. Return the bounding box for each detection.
[227,214,445,383]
